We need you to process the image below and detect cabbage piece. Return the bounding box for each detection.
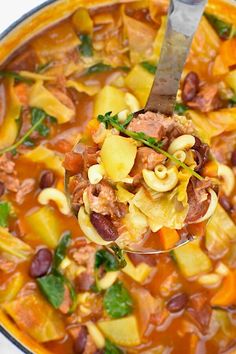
[125,64,154,106]
[24,146,64,176]
[205,204,236,258]
[176,170,192,207]
[211,309,236,346]
[0,227,33,261]
[206,0,236,27]
[124,14,156,64]
[0,79,21,149]
[133,187,188,232]
[207,108,236,135]
[225,69,236,92]
[66,80,100,96]
[3,294,65,343]
[123,203,148,242]
[173,239,212,278]
[0,273,24,304]
[29,81,74,124]
[26,206,62,249]
[94,85,127,117]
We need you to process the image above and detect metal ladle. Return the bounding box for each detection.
[65,0,208,255]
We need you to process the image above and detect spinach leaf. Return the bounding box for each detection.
[104,281,133,318]
[79,34,93,57]
[0,70,33,84]
[53,232,71,270]
[140,61,156,75]
[0,202,11,227]
[105,339,124,354]
[110,244,127,269]
[95,249,120,272]
[205,13,236,39]
[37,273,65,309]
[174,102,188,115]
[31,108,49,137]
[87,62,112,74]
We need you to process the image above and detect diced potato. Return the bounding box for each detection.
[122,255,152,283]
[26,206,61,249]
[125,64,154,106]
[24,146,64,176]
[93,85,127,117]
[72,8,93,34]
[225,69,236,92]
[3,294,65,343]
[101,135,137,182]
[0,227,33,261]
[174,239,212,278]
[98,315,141,347]
[116,183,134,203]
[0,273,24,304]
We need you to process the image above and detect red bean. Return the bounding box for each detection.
[29,248,52,278]
[167,293,189,313]
[182,72,199,103]
[90,212,119,241]
[231,150,236,166]
[0,182,5,198]
[74,326,88,354]
[39,170,55,189]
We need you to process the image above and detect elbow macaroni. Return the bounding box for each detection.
[218,163,235,196]
[143,166,178,192]
[168,134,195,154]
[38,188,70,215]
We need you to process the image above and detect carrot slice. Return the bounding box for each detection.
[158,227,180,250]
[211,270,236,307]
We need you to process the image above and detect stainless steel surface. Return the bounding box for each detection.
[145,0,207,115]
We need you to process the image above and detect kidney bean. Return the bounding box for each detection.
[75,272,94,292]
[231,150,236,166]
[0,182,5,198]
[219,195,232,212]
[39,170,55,189]
[90,212,119,241]
[29,248,52,278]
[74,326,88,354]
[167,293,189,313]
[182,72,199,103]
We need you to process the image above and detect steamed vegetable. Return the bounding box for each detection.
[158,227,180,250]
[0,273,24,304]
[79,34,93,57]
[0,227,33,261]
[95,250,120,272]
[94,86,127,117]
[211,270,236,306]
[122,255,152,283]
[3,294,65,342]
[104,281,133,318]
[0,201,11,227]
[37,274,65,309]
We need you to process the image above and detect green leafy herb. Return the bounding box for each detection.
[87,62,112,74]
[174,102,188,115]
[53,232,71,270]
[37,274,65,309]
[205,13,236,39]
[140,61,156,75]
[0,70,33,84]
[169,250,177,263]
[36,61,52,73]
[79,34,93,57]
[95,249,120,272]
[110,244,127,269]
[0,202,11,227]
[105,339,124,354]
[98,112,202,180]
[23,137,35,147]
[104,281,133,319]
[31,108,49,137]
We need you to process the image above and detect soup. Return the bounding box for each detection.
[0,1,236,353]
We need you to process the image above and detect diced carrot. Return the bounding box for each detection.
[202,161,218,178]
[63,151,84,175]
[187,222,206,238]
[210,270,236,307]
[14,83,30,105]
[220,37,236,68]
[158,227,180,250]
[56,178,64,192]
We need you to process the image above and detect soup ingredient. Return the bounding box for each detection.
[205,13,236,39]
[0,201,10,227]
[95,249,120,272]
[3,294,65,342]
[182,72,199,103]
[101,135,137,182]
[31,108,49,137]
[211,270,236,306]
[122,255,152,284]
[94,86,127,117]
[158,227,180,250]
[231,150,236,166]
[104,281,133,318]
[174,102,188,115]
[26,206,61,248]
[53,232,71,269]
[29,248,53,278]
[140,61,157,74]
[0,227,32,260]
[37,274,65,309]
[73,8,93,34]
[39,170,55,189]
[79,34,93,57]
[105,339,123,354]
[90,212,119,242]
[74,325,88,354]
[98,315,140,346]
[0,70,33,84]
[166,293,189,313]
[0,181,5,197]
[86,321,105,349]
[173,239,212,278]
[0,273,24,304]
[38,188,70,215]
[87,62,112,75]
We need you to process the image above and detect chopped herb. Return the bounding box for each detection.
[36,61,52,73]
[0,70,33,84]
[105,339,124,354]
[169,250,177,263]
[140,61,157,75]
[87,62,112,74]
[98,112,203,180]
[31,108,49,137]
[48,115,57,124]
[0,202,11,227]
[95,249,120,272]
[205,13,236,39]
[79,34,93,57]
[228,94,236,107]
[53,232,71,270]
[110,244,127,269]
[23,137,35,147]
[104,281,133,319]
[37,273,65,309]
[122,113,134,127]
[174,102,188,115]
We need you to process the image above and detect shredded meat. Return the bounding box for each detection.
[70,176,89,212]
[0,154,20,192]
[72,244,96,274]
[75,271,94,292]
[192,137,210,172]
[59,286,72,314]
[130,147,165,179]
[0,257,15,273]
[48,86,76,114]
[7,48,39,71]
[187,84,223,112]
[15,178,35,204]
[187,292,212,334]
